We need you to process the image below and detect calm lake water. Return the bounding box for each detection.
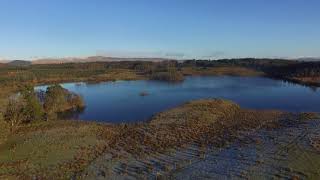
[36,76,320,123]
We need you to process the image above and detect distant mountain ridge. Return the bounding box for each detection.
[296,57,320,62]
[0,60,10,64]
[7,60,32,66]
[32,56,173,64]
[1,56,319,66]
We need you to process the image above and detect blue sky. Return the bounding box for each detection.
[0,0,320,60]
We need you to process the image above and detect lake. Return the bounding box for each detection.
[36,76,320,123]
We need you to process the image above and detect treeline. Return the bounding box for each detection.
[3,84,84,131]
[182,58,298,69]
[1,58,320,85]
[0,61,184,85]
[0,62,112,85]
[181,58,320,78]
[262,62,320,78]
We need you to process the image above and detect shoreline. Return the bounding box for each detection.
[1,98,319,179]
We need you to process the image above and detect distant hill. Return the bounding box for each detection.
[0,60,9,64]
[32,56,172,64]
[31,58,84,64]
[86,56,172,62]
[296,57,320,62]
[7,56,319,65]
[7,60,32,66]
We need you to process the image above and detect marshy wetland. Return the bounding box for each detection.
[1,60,320,179]
[2,0,320,178]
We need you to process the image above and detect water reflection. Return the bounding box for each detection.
[36,76,320,123]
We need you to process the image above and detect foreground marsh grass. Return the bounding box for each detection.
[0,99,317,179]
[0,121,117,179]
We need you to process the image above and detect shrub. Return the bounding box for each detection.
[3,97,26,131]
[44,84,85,120]
[3,85,45,131]
[21,85,44,122]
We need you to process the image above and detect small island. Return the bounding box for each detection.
[139,91,149,96]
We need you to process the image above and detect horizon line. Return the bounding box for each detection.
[1,55,320,62]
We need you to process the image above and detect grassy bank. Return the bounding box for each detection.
[0,99,293,179]
[0,120,117,179]
[288,77,320,87]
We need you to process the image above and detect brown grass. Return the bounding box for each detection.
[0,99,288,179]
[0,121,117,179]
[109,99,284,158]
[182,67,265,77]
[290,77,320,86]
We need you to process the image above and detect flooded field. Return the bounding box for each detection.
[81,117,320,179]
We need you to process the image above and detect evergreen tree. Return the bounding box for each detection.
[21,85,44,122]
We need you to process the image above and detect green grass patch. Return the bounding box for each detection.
[0,120,116,179]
